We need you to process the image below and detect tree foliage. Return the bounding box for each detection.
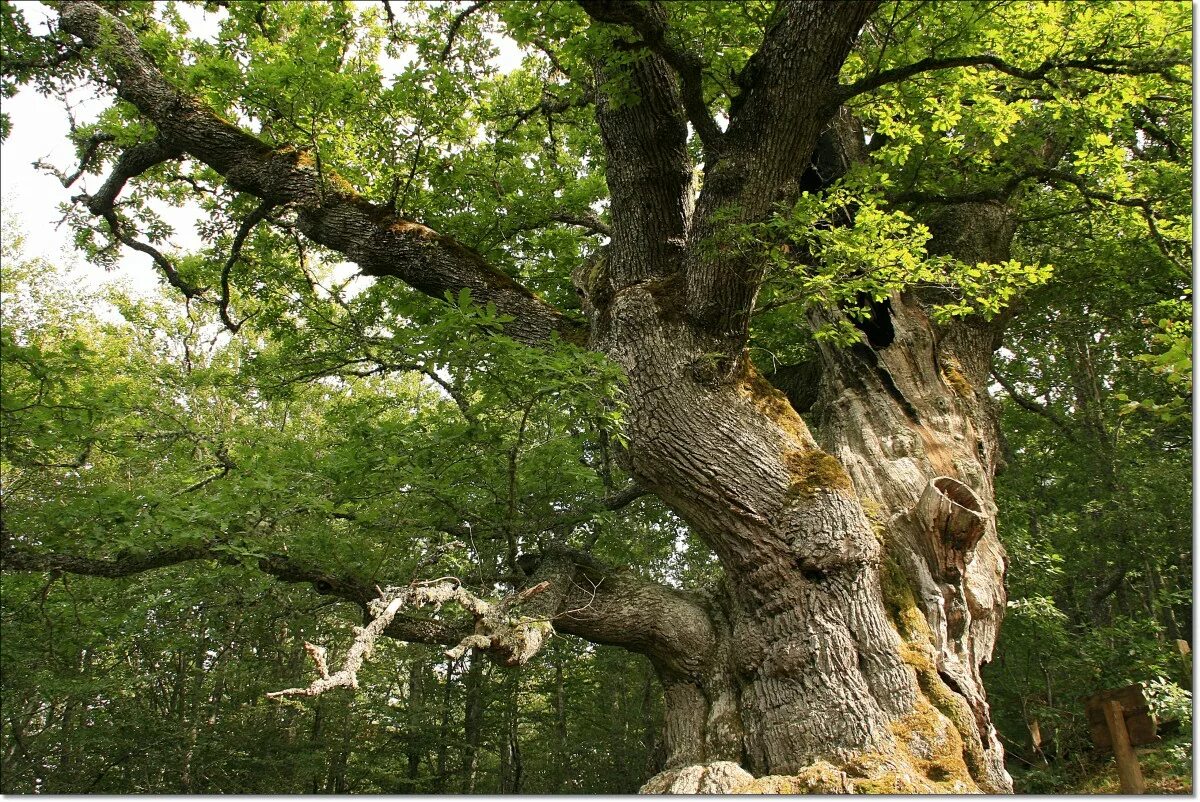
[0,0,1191,793]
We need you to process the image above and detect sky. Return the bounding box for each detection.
[2,2,214,297]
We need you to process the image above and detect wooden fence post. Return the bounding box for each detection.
[1102,700,1146,794]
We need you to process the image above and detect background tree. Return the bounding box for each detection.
[0,0,1190,794]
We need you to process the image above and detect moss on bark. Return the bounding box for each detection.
[783,449,854,497]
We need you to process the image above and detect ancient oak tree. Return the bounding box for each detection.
[1,0,1188,793]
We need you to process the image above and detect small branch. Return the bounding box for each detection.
[601,482,647,512]
[69,138,206,299]
[444,634,492,661]
[336,359,476,425]
[548,212,611,237]
[528,37,572,79]
[494,210,612,243]
[219,200,275,333]
[1088,563,1129,620]
[28,440,94,470]
[894,166,1186,274]
[441,1,490,62]
[1029,168,1188,273]
[35,131,115,188]
[536,481,649,549]
[495,93,588,138]
[179,464,230,494]
[0,39,84,75]
[96,209,206,300]
[305,642,330,679]
[512,579,551,605]
[179,444,235,494]
[839,52,1190,102]
[889,173,1028,206]
[506,394,541,572]
[991,370,1078,443]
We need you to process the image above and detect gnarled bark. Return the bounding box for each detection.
[29,1,1033,793]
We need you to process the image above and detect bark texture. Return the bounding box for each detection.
[811,295,1012,792]
[34,1,1027,793]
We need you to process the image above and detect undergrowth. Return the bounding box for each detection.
[1009,733,1193,795]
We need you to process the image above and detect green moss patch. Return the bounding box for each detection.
[783,449,853,497]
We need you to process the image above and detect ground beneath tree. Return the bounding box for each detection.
[1008,738,1192,796]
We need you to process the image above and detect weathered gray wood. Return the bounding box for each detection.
[913,476,988,580]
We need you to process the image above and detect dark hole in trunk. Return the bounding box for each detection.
[848,293,895,348]
[801,567,825,584]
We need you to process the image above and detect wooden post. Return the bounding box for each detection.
[1177,639,1192,691]
[1103,700,1146,794]
[1027,718,1048,764]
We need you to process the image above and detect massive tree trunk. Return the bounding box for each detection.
[564,264,1011,793]
[34,0,1028,793]
[565,2,1013,791]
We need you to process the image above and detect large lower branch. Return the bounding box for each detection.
[2,536,712,675]
[518,546,716,678]
[1,539,462,646]
[56,0,582,348]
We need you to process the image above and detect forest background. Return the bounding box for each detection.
[0,0,1193,794]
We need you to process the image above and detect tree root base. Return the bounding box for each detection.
[640,750,982,794]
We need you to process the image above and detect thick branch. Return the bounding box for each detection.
[1,541,213,578]
[518,546,716,677]
[83,139,180,213]
[56,0,582,347]
[584,11,691,288]
[1,533,709,675]
[723,0,877,159]
[579,0,723,160]
[685,0,877,338]
[2,539,462,645]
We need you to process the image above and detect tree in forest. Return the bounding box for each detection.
[0,0,1190,794]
